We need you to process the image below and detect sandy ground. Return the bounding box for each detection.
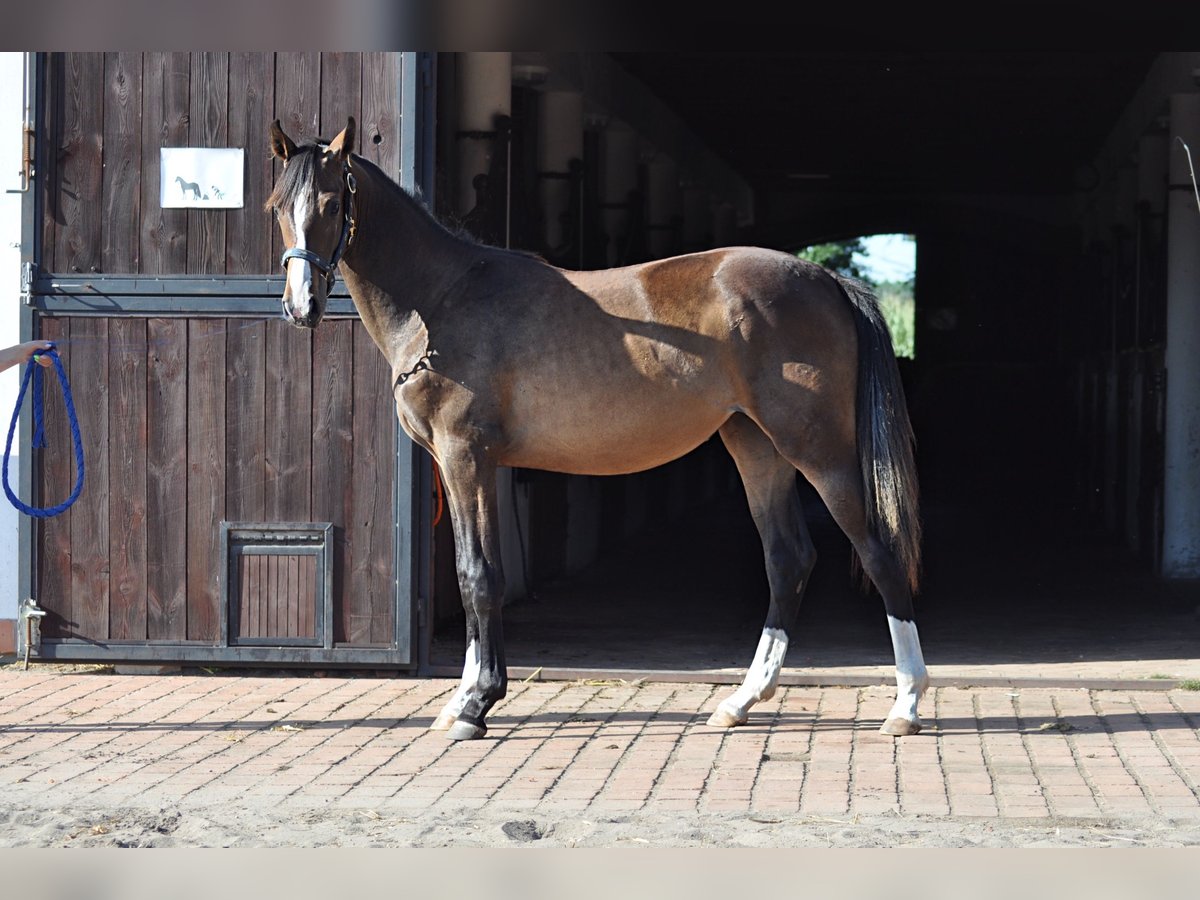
[4,803,1200,849]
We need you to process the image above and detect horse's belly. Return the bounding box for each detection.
[502,395,729,476]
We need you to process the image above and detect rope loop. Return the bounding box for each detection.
[3,346,86,517]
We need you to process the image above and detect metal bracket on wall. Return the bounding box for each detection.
[21,262,36,305]
[18,597,45,669]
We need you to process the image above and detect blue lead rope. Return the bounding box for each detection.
[3,346,85,517]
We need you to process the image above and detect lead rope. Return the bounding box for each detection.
[3,345,85,517]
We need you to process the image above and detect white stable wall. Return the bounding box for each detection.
[0,52,26,632]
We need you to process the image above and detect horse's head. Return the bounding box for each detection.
[267,117,357,328]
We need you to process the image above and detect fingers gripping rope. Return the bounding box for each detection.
[3,346,85,517]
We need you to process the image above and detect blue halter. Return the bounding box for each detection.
[3,345,85,518]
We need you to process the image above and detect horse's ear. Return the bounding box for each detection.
[327,117,356,160]
[269,119,298,162]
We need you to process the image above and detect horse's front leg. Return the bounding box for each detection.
[431,443,507,741]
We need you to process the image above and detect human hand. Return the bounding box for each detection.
[0,341,55,374]
[28,341,55,368]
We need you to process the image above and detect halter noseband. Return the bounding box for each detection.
[280,162,357,292]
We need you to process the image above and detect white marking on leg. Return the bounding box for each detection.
[708,627,788,726]
[432,638,480,729]
[886,615,929,725]
[286,192,313,318]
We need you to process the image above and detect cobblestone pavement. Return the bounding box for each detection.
[2,666,1199,846]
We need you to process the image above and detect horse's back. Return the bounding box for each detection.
[456,246,860,474]
[567,246,852,340]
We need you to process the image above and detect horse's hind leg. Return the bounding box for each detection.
[801,461,929,736]
[708,414,817,728]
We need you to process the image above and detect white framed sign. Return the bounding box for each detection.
[160,147,244,209]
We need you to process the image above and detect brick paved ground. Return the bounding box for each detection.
[2,666,1199,846]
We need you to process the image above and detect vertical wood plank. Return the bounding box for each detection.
[361,52,400,178]
[140,52,190,276]
[302,556,315,638]
[108,319,148,641]
[319,52,362,141]
[186,52,229,275]
[287,554,299,637]
[38,317,72,638]
[259,554,268,640]
[146,318,188,640]
[272,53,320,266]
[264,320,312,522]
[267,555,278,637]
[238,554,249,638]
[225,321,266,523]
[41,55,63,270]
[102,52,142,274]
[186,319,226,641]
[349,323,394,645]
[226,52,275,275]
[69,317,110,640]
[54,53,104,275]
[311,320,353,641]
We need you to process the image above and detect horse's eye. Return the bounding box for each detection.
[327,199,340,217]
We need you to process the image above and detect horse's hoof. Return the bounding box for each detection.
[447,720,487,741]
[880,717,922,736]
[706,706,748,728]
[430,711,457,731]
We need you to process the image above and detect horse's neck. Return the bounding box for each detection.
[338,168,475,364]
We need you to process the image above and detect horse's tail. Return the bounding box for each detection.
[834,274,922,593]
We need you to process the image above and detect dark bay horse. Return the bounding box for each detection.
[268,117,929,741]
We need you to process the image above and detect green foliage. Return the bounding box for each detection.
[796,237,916,358]
[795,239,869,280]
[877,279,915,359]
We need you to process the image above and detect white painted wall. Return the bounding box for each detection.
[0,52,26,624]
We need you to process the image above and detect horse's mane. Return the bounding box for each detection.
[266,138,545,262]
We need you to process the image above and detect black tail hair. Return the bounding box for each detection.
[835,274,922,593]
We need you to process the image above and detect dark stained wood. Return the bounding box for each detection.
[320,52,362,140]
[139,52,190,276]
[225,321,266,522]
[37,317,72,638]
[102,53,142,274]
[34,51,408,659]
[40,55,61,270]
[286,553,299,636]
[55,53,104,275]
[265,321,312,522]
[187,52,229,275]
[301,555,315,638]
[68,317,109,640]
[227,53,275,275]
[146,318,188,641]
[311,320,354,640]
[274,52,322,141]
[186,319,226,641]
[350,324,395,646]
[45,52,393,279]
[108,320,148,640]
[272,53,321,267]
[361,53,400,177]
[237,554,248,638]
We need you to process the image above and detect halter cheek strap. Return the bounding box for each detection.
[280,166,358,292]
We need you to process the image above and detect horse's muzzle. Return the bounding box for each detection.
[282,298,321,329]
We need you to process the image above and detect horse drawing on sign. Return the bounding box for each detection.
[175,175,203,200]
[267,117,929,741]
